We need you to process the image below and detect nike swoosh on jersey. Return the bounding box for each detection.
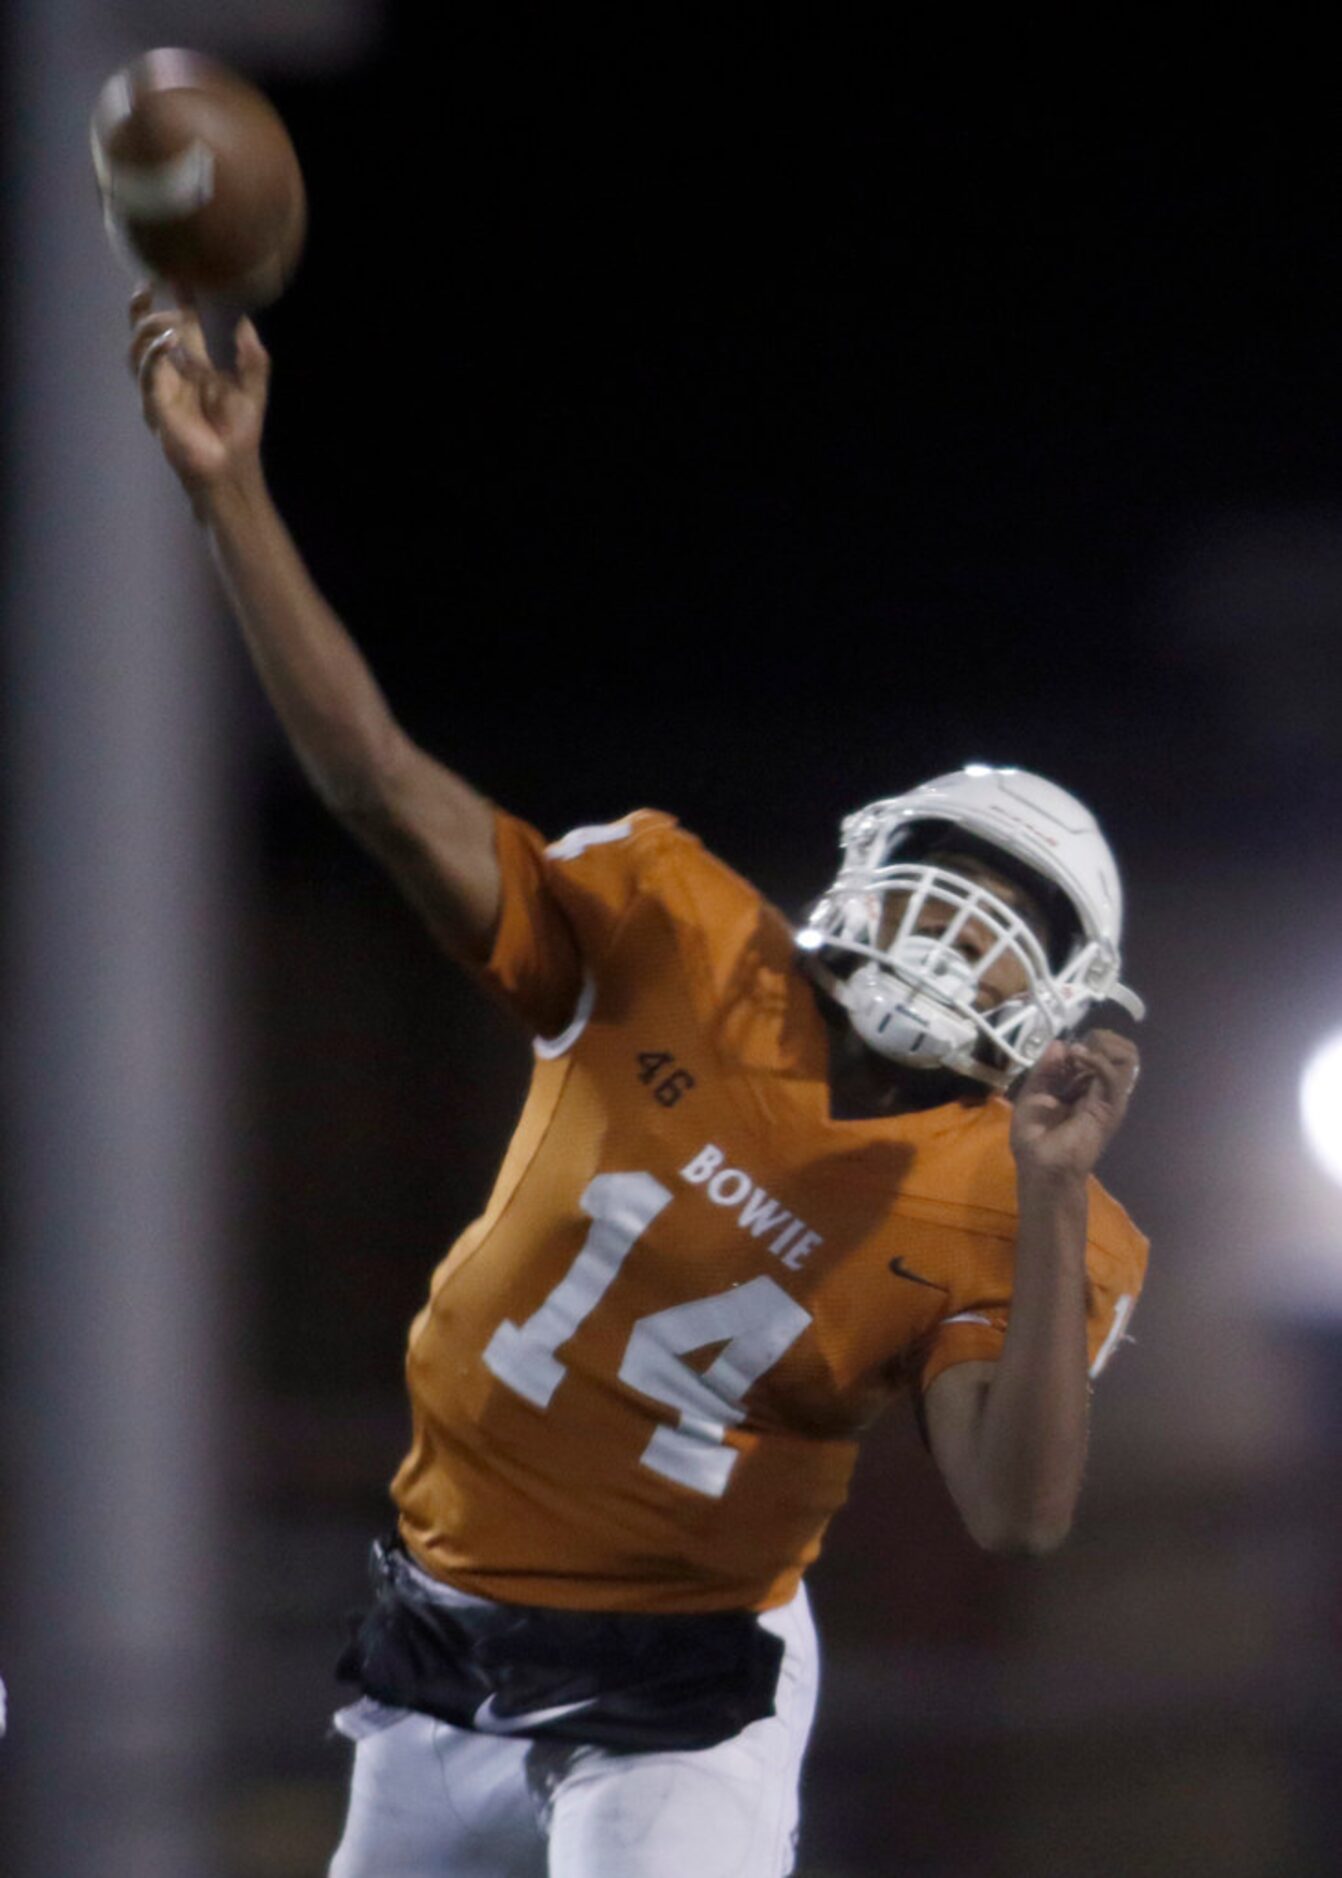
[888,1256,949,1293]
[473,1692,600,1734]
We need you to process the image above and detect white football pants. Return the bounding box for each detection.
[327,1585,819,1878]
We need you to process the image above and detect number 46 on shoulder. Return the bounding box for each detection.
[637,1050,696,1109]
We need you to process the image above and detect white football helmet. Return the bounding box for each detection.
[796,765,1145,1088]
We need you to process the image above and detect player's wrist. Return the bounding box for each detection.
[194,454,269,530]
[1012,1154,1089,1207]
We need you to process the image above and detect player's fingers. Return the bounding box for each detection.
[129,310,203,378]
[1018,1044,1092,1112]
[139,340,212,433]
[1075,1039,1139,1107]
[132,318,220,422]
[1036,1036,1103,1088]
[1079,1029,1140,1083]
[139,345,191,430]
[200,369,235,429]
[233,317,270,397]
[173,304,210,363]
[1080,1025,1136,1056]
[128,282,156,327]
[128,310,177,377]
[136,328,182,407]
[130,303,210,370]
[137,331,211,403]
[148,305,209,365]
[1019,1038,1070,1089]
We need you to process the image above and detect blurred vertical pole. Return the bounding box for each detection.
[0,7,237,1876]
[2,7,379,1870]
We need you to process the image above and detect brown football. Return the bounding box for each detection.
[91,48,306,307]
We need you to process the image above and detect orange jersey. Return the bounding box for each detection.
[392,810,1148,1613]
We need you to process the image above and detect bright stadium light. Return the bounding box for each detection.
[1299,1031,1342,1187]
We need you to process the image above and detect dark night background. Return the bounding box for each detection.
[9,13,1342,1875]
[261,32,1336,861]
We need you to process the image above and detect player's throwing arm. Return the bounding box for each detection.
[127,289,502,965]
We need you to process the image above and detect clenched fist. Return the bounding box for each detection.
[1009,1029,1140,1182]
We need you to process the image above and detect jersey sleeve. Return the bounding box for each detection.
[480,807,681,1042]
[916,1182,1150,1394]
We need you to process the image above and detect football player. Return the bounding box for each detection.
[128,293,1147,1878]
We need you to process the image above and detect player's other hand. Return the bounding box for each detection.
[127,283,269,502]
[1009,1029,1140,1182]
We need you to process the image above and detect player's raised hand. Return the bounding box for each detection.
[1009,1029,1140,1181]
[127,283,270,499]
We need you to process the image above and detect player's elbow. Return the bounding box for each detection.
[964,1501,1075,1557]
[986,1517,1073,1558]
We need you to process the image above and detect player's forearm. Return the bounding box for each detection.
[199,464,406,817]
[963,1168,1091,1554]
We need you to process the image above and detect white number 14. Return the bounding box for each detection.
[482,1171,811,1498]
